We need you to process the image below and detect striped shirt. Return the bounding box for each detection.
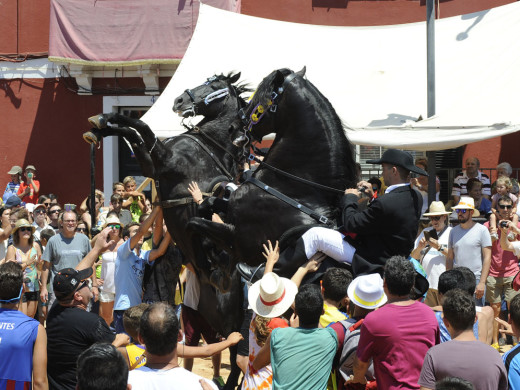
[451,170,491,197]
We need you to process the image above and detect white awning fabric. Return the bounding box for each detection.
[142,2,520,151]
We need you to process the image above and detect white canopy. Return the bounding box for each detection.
[142,2,520,151]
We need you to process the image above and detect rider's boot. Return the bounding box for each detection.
[236,238,309,283]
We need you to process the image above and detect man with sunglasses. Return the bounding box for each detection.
[47,204,61,233]
[447,196,492,307]
[46,227,129,390]
[484,196,520,348]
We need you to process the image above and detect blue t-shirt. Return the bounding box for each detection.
[114,239,150,310]
[271,326,337,390]
[435,311,478,342]
[503,344,520,389]
[0,308,39,388]
[479,197,492,215]
[2,182,20,202]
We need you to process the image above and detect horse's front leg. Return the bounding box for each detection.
[88,113,167,161]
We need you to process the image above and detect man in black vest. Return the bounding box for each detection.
[237,149,425,280]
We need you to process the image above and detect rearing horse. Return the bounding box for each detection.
[83,73,250,390]
[188,67,358,277]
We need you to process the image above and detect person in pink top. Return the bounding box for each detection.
[349,256,440,389]
[484,195,520,349]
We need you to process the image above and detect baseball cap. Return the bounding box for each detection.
[7,166,22,175]
[25,165,36,172]
[53,268,93,300]
[4,196,21,209]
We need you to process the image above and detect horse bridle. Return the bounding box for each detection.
[182,76,232,117]
[238,71,300,140]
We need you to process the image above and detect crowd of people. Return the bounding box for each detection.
[2,152,520,390]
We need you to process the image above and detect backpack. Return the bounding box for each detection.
[336,318,376,385]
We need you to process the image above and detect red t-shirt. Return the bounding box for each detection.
[17,180,40,204]
[484,221,520,277]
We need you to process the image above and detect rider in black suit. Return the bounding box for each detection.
[342,150,424,275]
[237,149,426,280]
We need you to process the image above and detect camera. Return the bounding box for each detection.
[500,221,509,228]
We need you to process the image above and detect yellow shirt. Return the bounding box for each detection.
[126,343,146,370]
[319,303,348,328]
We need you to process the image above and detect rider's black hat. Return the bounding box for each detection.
[366,149,428,176]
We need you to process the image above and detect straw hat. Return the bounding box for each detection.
[347,273,387,310]
[248,272,298,318]
[12,219,36,235]
[451,196,480,217]
[423,201,451,217]
[102,214,123,229]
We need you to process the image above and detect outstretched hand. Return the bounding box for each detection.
[495,317,514,336]
[302,252,326,273]
[94,227,116,253]
[188,181,203,204]
[263,240,280,265]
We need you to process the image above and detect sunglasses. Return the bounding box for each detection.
[34,209,46,214]
[76,227,87,232]
[498,204,513,209]
[77,280,91,292]
[109,224,121,230]
[456,209,469,214]
[19,227,32,233]
[428,216,442,221]
[43,202,51,206]
[50,209,61,214]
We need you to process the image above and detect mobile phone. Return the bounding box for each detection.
[424,229,438,241]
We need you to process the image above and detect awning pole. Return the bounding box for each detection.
[426,0,437,208]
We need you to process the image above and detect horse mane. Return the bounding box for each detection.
[254,68,357,189]
[213,72,253,102]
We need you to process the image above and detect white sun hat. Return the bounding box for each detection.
[451,196,480,217]
[248,272,298,318]
[347,273,387,310]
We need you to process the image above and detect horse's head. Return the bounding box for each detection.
[231,67,306,149]
[173,72,245,119]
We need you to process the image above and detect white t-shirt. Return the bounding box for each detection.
[183,269,200,310]
[128,366,218,390]
[449,223,492,279]
[101,251,117,294]
[414,226,452,290]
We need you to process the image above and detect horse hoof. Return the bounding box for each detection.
[88,114,107,129]
[82,131,99,145]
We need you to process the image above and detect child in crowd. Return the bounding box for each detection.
[37,228,55,324]
[122,176,145,223]
[119,303,149,370]
[242,315,288,390]
[320,267,352,328]
[497,294,520,387]
[113,182,125,197]
[120,303,243,371]
[490,177,519,240]
[17,165,40,204]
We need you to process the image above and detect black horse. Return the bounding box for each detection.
[83,73,250,389]
[188,67,358,277]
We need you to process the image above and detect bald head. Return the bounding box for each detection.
[139,303,179,356]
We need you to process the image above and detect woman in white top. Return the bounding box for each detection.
[96,213,124,327]
[411,201,452,308]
